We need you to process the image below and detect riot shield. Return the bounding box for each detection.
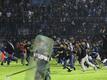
[25,35,54,80]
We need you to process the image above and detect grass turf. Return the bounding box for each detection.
[0,60,107,80]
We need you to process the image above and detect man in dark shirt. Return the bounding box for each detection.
[80,42,97,71]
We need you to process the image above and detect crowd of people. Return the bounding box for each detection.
[0,0,107,38]
[53,37,103,71]
[0,36,106,72]
[0,0,107,72]
[0,40,31,66]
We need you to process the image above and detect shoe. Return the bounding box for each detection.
[67,69,72,72]
[1,62,3,65]
[74,67,76,70]
[26,64,29,66]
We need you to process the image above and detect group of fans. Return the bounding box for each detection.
[0,40,31,66]
[53,38,102,72]
[0,35,106,73]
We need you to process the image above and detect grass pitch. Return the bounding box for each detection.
[0,60,107,80]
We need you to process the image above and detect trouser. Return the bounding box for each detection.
[69,54,75,69]
[57,55,63,64]
[63,57,67,68]
[26,55,30,65]
[81,54,96,71]
[21,53,26,65]
[7,57,11,65]
[35,68,50,80]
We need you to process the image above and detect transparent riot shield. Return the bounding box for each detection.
[25,35,54,80]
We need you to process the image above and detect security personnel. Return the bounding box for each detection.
[34,35,54,80]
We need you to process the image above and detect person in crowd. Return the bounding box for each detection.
[16,40,27,65]
[80,41,97,71]
[88,43,101,68]
[68,41,76,70]
[0,49,7,65]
